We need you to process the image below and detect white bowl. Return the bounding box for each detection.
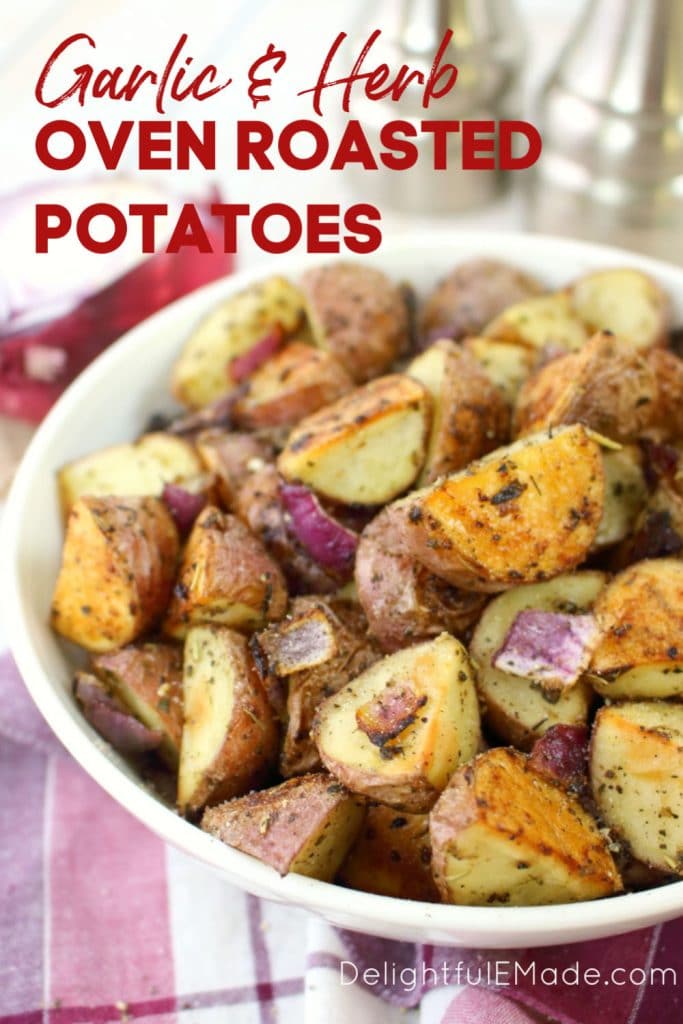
[4,232,683,948]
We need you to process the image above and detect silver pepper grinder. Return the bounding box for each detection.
[527,0,683,265]
[345,0,525,215]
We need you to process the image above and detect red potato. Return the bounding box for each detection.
[195,430,274,509]
[74,672,163,756]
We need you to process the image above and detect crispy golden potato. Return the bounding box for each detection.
[407,340,510,484]
[195,431,274,509]
[171,275,305,408]
[430,747,622,905]
[399,424,605,592]
[593,447,647,550]
[419,259,542,343]
[646,348,683,441]
[278,374,431,505]
[338,804,439,902]
[514,332,658,442]
[163,506,287,639]
[201,773,365,879]
[355,505,486,652]
[313,633,481,812]
[231,342,353,431]
[590,559,683,700]
[178,625,278,815]
[52,496,179,653]
[470,573,603,750]
[569,268,670,351]
[58,433,202,518]
[92,642,183,768]
[300,262,409,383]
[485,292,590,353]
[462,337,535,405]
[252,596,379,776]
[591,701,683,874]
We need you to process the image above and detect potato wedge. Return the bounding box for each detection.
[419,259,542,343]
[313,633,481,812]
[470,573,603,750]
[201,773,365,879]
[593,447,647,550]
[590,702,683,874]
[171,275,305,408]
[278,374,431,505]
[462,337,535,405]
[430,747,622,905]
[232,342,353,430]
[338,804,439,902]
[590,559,683,699]
[407,340,509,484]
[399,424,605,591]
[485,292,590,352]
[163,506,287,639]
[355,505,486,652]
[74,671,164,756]
[51,496,179,653]
[195,430,274,509]
[569,268,670,351]
[58,432,202,518]
[178,625,278,815]
[92,642,183,768]
[300,262,409,383]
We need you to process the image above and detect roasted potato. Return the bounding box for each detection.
[52,496,179,653]
[195,430,274,509]
[398,424,605,591]
[300,262,409,383]
[590,559,683,700]
[277,374,431,505]
[92,642,183,768]
[163,506,287,639]
[338,803,439,902]
[430,747,622,905]
[313,633,481,812]
[355,505,486,652]
[568,268,670,351]
[231,342,353,430]
[593,447,647,550]
[591,701,683,874]
[178,625,278,815]
[485,292,590,353]
[407,340,509,484]
[74,671,165,756]
[58,432,202,518]
[201,773,365,879]
[613,480,683,568]
[645,348,683,441]
[470,573,603,749]
[462,337,535,405]
[419,259,543,343]
[171,275,305,408]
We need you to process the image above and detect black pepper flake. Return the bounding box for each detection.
[490,480,527,505]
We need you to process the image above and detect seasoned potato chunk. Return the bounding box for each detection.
[430,747,622,905]
[201,773,365,879]
[51,496,179,653]
[338,804,439,902]
[313,633,481,812]
[58,433,202,518]
[171,275,305,408]
[462,337,535,405]
[163,506,287,639]
[590,559,683,700]
[195,431,273,509]
[591,702,683,874]
[92,642,183,768]
[485,293,590,352]
[278,374,431,505]
[178,625,278,815]
[569,268,670,351]
[646,348,683,441]
[593,447,647,550]
[301,262,409,383]
[399,424,605,591]
[613,480,683,568]
[232,342,353,430]
[470,573,603,750]
[408,340,509,484]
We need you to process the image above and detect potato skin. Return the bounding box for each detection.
[301,262,409,383]
[569,268,670,351]
[196,430,274,509]
[419,259,542,343]
[163,506,288,638]
[51,496,179,653]
[355,505,486,652]
[646,348,683,441]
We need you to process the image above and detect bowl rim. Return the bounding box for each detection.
[4,229,683,946]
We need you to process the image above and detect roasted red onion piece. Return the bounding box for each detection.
[74,672,162,755]
[279,482,358,576]
[529,724,589,789]
[229,325,284,382]
[492,609,599,689]
[162,483,208,534]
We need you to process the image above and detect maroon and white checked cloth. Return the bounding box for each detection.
[1,646,682,1024]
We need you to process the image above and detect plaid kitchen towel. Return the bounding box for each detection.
[1,649,681,1024]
